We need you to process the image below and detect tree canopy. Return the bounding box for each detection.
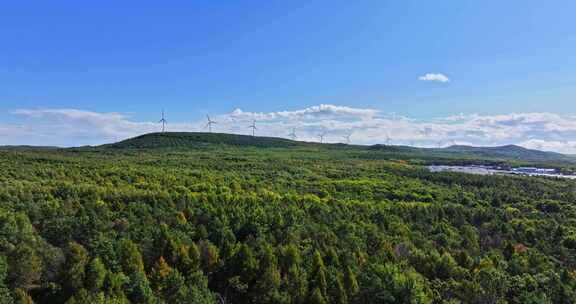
[0,139,575,303]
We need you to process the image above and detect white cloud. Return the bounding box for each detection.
[7,109,159,146]
[230,104,379,121]
[3,105,576,154]
[418,73,450,83]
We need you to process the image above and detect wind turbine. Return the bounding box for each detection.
[342,131,352,144]
[419,128,436,147]
[421,127,433,138]
[318,130,326,143]
[385,132,392,145]
[159,109,167,133]
[248,120,257,137]
[205,115,217,133]
[288,128,297,140]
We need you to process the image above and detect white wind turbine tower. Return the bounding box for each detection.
[420,127,434,147]
[159,109,167,133]
[421,127,433,138]
[248,120,257,137]
[288,128,297,140]
[385,132,392,145]
[205,115,217,133]
[318,130,327,143]
[342,131,352,144]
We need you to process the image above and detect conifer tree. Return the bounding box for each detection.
[331,276,348,304]
[280,245,307,304]
[64,242,89,293]
[8,245,42,290]
[126,272,155,304]
[86,257,107,292]
[149,257,172,293]
[343,266,359,298]
[309,251,328,299]
[14,288,34,304]
[309,288,327,304]
[199,240,220,275]
[119,239,144,275]
[232,244,259,283]
[188,243,201,273]
[253,245,282,302]
[13,289,33,304]
[0,256,13,304]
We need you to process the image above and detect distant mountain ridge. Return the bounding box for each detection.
[4,132,573,165]
[369,143,576,164]
[94,132,576,164]
[0,145,60,151]
[440,144,575,163]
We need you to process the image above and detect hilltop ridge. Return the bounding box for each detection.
[101,132,302,149]
[439,144,574,163]
[94,132,576,165]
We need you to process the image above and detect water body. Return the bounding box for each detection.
[427,165,576,180]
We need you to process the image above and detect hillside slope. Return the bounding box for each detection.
[368,143,576,164]
[443,144,565,157]
[439,144,576,163]
[101,132,302,149]
[96,132,576,166]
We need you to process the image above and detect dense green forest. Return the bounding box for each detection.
[1,133,576,303]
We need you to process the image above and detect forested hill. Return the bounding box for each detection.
[441,144,575,163]
[0,145,59,151]
[1,134,576,303]
[100,132,302,149]
[97,132,575,165]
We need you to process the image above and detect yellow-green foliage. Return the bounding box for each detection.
[0,140,575,303]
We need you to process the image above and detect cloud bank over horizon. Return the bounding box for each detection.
[2,104,576,154]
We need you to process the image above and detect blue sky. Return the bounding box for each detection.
[2,1,576,151]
